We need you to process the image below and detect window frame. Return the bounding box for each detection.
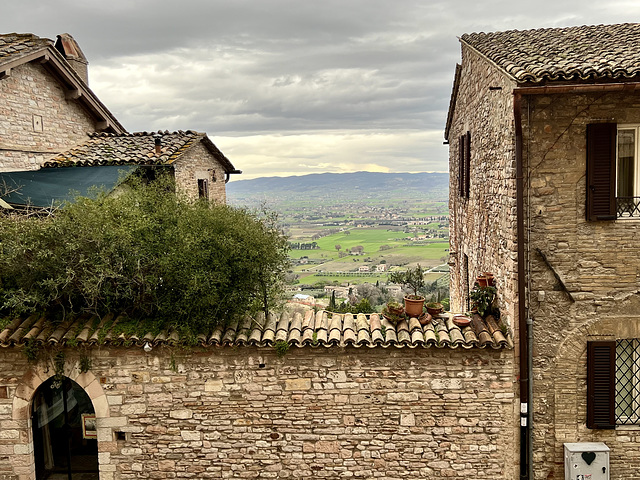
[587,339,640,428]
[616,124,640,218]
[458,131,470,199]
[586,123,640,220]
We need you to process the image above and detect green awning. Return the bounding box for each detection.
[0,166,136,208]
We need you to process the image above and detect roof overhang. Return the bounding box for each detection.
[0,45,125,134]
[444,63,462,141]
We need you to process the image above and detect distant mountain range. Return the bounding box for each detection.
[226,171,449,206]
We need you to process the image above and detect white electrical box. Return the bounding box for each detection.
[564,443,610,480]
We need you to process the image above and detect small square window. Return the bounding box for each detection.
[33,114,43,132]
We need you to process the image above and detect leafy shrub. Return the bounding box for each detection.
[0,174,289,336]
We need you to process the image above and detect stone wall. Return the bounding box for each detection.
[173,141,227,203]
[448,46,519,330]
[0,345,516,479]
[0,62,96,171]
[521,90,640,480]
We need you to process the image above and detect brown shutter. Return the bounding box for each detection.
[465,131,471,198]
[458,135,465,197]
[586,123,616,221]
[587,340,616,429]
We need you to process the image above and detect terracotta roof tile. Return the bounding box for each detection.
[461,23,640,84]
[0,311,513,350]
[42,131,237,173]
[0,33,51,65]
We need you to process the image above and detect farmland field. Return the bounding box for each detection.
[227,172,450,292]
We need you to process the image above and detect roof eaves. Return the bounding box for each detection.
[0,41,125,134]
[42,47,126,133]
[200,134,238,173]
[444,63,462,141]
[459,37,520,84]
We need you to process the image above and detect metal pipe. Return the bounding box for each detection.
[514,92,530,480]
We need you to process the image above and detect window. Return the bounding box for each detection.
[197,178,209,199]
[587,123,640,219]
[458,131,470,198]
[615,339,640,424]
[587,340,640,428]
[616,126,640,217]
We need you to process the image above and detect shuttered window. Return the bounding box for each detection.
[465,131,471,198]
[458,132,470,198]
[587,340,616,429]
[586,123,616,220]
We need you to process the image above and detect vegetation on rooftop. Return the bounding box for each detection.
[0,174,289,337]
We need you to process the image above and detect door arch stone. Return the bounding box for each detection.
[10,361,110,480]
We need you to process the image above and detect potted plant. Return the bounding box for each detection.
[388,264,426,318]
[385,301,404,317]
[426,302,443,316]
[469,284,497,317]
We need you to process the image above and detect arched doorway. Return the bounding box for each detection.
[31,376,99,480]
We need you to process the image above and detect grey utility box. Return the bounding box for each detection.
[564,443,610,480]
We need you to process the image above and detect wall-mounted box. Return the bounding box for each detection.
[564,443,610,480]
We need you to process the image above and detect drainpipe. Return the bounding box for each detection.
[514,92,530,480]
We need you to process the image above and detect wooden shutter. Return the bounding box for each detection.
[465,131,471,198]
[587,340,616,429]
[586,123,616,221]
[458,135,465,197]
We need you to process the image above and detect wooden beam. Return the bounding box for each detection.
[0,68,10,80]
[96,120,108,130]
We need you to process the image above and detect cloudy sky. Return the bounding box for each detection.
[3,1,639,178]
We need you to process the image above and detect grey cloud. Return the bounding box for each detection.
[2,0,639,177]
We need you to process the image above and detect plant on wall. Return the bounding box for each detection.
[0,173,290,338]
[469,285,497,317]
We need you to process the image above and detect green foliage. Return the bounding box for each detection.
[274,340,290,358]
[333,298,375,314]
[440,298,450,311]
[23,338,40,364]
[79,353,92,373]
[388,264,426,298]
[328,291,337,312]
[469,285,497,317]
[0,174,289,336]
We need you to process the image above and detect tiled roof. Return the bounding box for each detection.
[0,33,51,65]
[461,23,640,84]
[43,131,237,173]
[0,310,512,350]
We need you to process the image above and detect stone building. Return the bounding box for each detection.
[0,33,239,204]
[0,311,513,480]
[446,23,640,479]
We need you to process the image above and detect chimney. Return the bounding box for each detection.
[154,134,162,155]
[54,33,89,85]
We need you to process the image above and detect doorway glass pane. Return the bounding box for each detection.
[32,377,98,480]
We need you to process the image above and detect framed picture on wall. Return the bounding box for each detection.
[82,413,97,439]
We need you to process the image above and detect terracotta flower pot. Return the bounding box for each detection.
[404,296,425,318]
[426,302,443,317]
[453,315,471,328]
[386,303,404,316]
[476,275,488,288]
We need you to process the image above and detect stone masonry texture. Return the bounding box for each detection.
[522,90,640,480]
[173,141,227,203]
[448,46,519,332]
[449,37,640,480]
[0,62,96,171]
[0,345,516,479]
